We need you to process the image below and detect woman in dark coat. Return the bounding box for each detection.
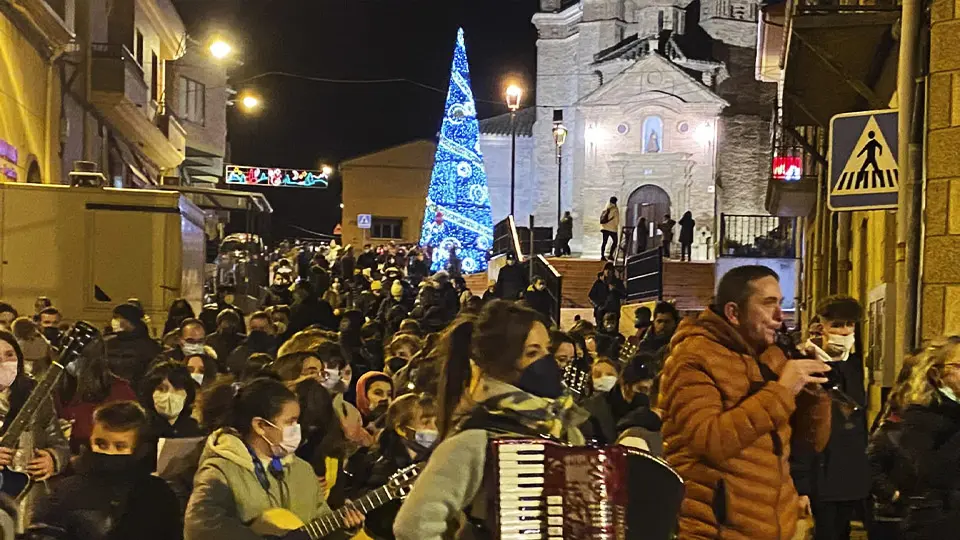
[896,336,960,539]
[637,217,648,253]
[678,211,695,261]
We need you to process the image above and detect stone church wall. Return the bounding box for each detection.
[717,114,769,215]
[479,134,536,224]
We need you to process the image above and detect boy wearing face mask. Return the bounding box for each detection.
[26,401,182,540]
[791,296,869,540]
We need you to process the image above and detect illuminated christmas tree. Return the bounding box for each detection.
[419,28,494,273]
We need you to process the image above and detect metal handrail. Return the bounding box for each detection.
[720,214,798,258]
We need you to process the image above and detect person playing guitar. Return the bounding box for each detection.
[0,331,70,503]
[184,377,363,540]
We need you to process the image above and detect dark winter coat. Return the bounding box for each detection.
[205,331,244,368]
[521,287,553,324]
[557,215,573,241]
[581,386,659,446]
[377,295,413,328]
[289,296,338,333]
[346,431,423,540]
[679,214,696,244]
[867,412,914,520]
[263,284,293,307]
[103,328,162,385]
[340,254,356,281]
[407,259,431,286]
[494,263,527,301]
[357,251,378,270]
[141,408,203,472]
[898,395,960,539]
[225,331,278,375]
[790,354,870,503]
[27,452,182,540]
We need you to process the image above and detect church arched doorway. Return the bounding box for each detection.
[626,184,671,253]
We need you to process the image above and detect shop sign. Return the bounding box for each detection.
[0,139,18,181]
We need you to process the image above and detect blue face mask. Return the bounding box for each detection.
[414,429,439,449]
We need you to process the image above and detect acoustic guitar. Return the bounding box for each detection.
[250,462,423,539]
[0,321,98,498]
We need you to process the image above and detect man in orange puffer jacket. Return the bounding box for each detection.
[659,265,832,539]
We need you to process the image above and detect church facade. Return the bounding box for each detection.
[481,0,775,259]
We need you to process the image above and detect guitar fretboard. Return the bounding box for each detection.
[0,363,64,448]
[303,485,395,539]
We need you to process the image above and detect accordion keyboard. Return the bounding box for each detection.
[496,442,563,540]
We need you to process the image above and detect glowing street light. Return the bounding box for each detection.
[505,83,524,215]
[693,122,715,146]
[322,165,334,176]
[505,84,523,112]
[209,40,233,60]
[240,94,261,111]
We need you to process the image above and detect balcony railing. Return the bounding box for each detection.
[720,214,798,258]
[91,43,148,108]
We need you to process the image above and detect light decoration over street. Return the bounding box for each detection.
[224,165,330,188]
[419,28,494,273]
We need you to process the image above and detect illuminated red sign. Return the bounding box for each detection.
[772,156,802,181]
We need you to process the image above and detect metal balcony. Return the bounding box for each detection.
[720,214,799,259]
[766,120,825,216]
[781,0,900,127]
[90,43,184,170]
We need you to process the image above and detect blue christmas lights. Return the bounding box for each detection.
[419,28,494,273]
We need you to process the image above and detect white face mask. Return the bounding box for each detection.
[414,429,439,449]
[182,343,205,356]
[826,333,855,362]
[593,375,618,393]
[261,420,302,457]
[110,319,124,333]
[0,362,17,389]
[190,373,204,386]
[153,390,187,420]
[321,368,341,390]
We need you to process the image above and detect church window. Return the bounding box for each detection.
[641,116,663,153]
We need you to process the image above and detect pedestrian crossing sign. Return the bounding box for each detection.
[828,109,899,211]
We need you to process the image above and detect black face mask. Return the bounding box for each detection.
[631,391,651,408]
[41,327,61,345]
[387,357,407,374]
[363,338,382,352]
[82,450,139,475]
[368,400,389,423]
[516,354,564,399]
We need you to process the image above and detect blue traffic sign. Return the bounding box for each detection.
[828,109,899,211]
[357,214,372,229]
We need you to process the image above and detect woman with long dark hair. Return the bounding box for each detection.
[139,361,203,469]
[57,338,137,453]
[184,377,363,540]
[393,300,588,539]
[0,331,70,517]
[294,379,347,507]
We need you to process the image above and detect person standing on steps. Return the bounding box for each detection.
[555,211,573,257]
[659,213,676,259]
[599,197,620,261]
[679,211,695,262]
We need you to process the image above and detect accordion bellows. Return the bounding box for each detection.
[486,438,684,540]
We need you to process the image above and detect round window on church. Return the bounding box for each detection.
[617,123,630,135]
[678,121,690,133]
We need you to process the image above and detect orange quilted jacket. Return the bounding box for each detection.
[659,309,831,540]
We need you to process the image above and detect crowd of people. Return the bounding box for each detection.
[0,254,954,540]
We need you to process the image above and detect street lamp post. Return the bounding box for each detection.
[505,84,523,216]
[552,109,567,228]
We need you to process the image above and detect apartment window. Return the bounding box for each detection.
[135,31,144,66]
[150,52,159,101]
[371,218,403,239]
[178,77,205,124]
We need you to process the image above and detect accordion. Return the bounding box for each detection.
[486,439,684,540]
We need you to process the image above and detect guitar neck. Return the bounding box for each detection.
[0,363,64,448]
[303,485,396,539]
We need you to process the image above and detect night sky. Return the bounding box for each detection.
[173,0,540,240]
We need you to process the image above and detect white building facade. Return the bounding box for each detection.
[481,0,774,259]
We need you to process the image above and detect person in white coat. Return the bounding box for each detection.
[599,196,620,260]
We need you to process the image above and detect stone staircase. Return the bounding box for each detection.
[546,257,716,312]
